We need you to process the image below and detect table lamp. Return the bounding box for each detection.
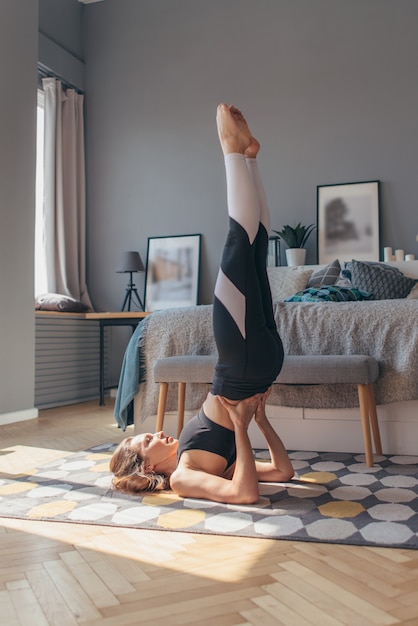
[116,251,145,311]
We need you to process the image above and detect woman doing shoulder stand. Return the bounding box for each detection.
[110,104,294,504]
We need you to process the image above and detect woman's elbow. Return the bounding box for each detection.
[271,467,294,483]
[244,493,260,504]
[235,487,259,505]
[281,467,295,482]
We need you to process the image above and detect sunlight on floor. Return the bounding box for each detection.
[0,516,272,582]
[0,445,71,474]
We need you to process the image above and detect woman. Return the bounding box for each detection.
[110,104,294,504]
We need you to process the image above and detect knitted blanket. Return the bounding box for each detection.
[115,300,418,429]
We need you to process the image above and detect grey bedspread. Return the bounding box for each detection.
[115,300,418,429]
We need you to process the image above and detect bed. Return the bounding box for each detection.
[114,259,418,455]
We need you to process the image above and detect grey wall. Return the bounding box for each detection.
[0,1,38,418]
[83,0,418,312]
[38,0,85,90]
[39,0,84,61]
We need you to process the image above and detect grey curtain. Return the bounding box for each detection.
[42,77,93,309]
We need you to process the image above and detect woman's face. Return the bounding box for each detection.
[131,431,178,470]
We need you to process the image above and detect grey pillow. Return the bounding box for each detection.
[307,259,341,287]
[344,260,403,278]
[35,293,89,312]
[349,260,418,300]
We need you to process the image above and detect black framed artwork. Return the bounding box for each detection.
[317,180,381,264]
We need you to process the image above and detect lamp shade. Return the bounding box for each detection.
[116,251,144,273]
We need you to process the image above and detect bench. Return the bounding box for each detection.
[153,354,382,467]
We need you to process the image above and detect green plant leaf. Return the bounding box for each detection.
[273,223,316,248]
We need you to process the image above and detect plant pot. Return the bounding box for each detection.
[285,248,306,266]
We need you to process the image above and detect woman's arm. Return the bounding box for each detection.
[254,389,294,482]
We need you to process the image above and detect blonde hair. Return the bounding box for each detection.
[110,437,170,494]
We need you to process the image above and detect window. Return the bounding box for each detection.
[35,88,47,296]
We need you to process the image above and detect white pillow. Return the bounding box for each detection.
[267,267,313,302]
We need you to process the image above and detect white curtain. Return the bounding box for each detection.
[42,77,93,309]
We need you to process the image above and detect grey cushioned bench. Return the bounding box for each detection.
[153,354,382,467]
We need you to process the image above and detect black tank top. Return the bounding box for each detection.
[177,408,236,469]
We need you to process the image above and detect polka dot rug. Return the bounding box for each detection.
[1,445,417,548]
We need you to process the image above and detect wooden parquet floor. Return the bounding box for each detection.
[1,401,418,625]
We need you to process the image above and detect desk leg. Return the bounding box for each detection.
[99,321,105,406]
[98,319,141,406]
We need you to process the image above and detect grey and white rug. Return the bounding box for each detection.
[1,445,417,549]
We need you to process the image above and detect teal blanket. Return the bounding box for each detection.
[114,317,149,430]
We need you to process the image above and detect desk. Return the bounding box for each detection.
[85,312,150,405]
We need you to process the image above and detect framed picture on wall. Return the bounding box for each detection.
[144,234,202,311]
[317,180,381,264]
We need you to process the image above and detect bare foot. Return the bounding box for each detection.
[216,103,251,155]
[229,105,260,158]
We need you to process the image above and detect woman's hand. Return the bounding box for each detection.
[218,394,262,430]
[254,387,271,424]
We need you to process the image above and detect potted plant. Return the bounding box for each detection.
[273,222,316,266]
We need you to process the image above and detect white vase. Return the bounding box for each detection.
[285,248,306,266]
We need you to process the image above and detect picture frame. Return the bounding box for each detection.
[144,234,202,311]
[267,236,281,267]
[317,180,381,265]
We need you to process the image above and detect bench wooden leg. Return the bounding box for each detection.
[156,382,169,432]
[367,383,382,455]
[358,383,374,467]
[177,382,186,437]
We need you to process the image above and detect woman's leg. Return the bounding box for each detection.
[245,157,276,332]
[229,105,275,331]
[213,154,262,340]
[211,105,283,400]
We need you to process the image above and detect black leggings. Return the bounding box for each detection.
[211,154,284,400]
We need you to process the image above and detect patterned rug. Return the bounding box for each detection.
[1,444,417,549]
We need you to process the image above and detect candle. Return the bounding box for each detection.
[383,247,392,262]
[395,249,404,261]
[405,254,415,261]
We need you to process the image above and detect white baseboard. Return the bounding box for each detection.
[0,408,38,427]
